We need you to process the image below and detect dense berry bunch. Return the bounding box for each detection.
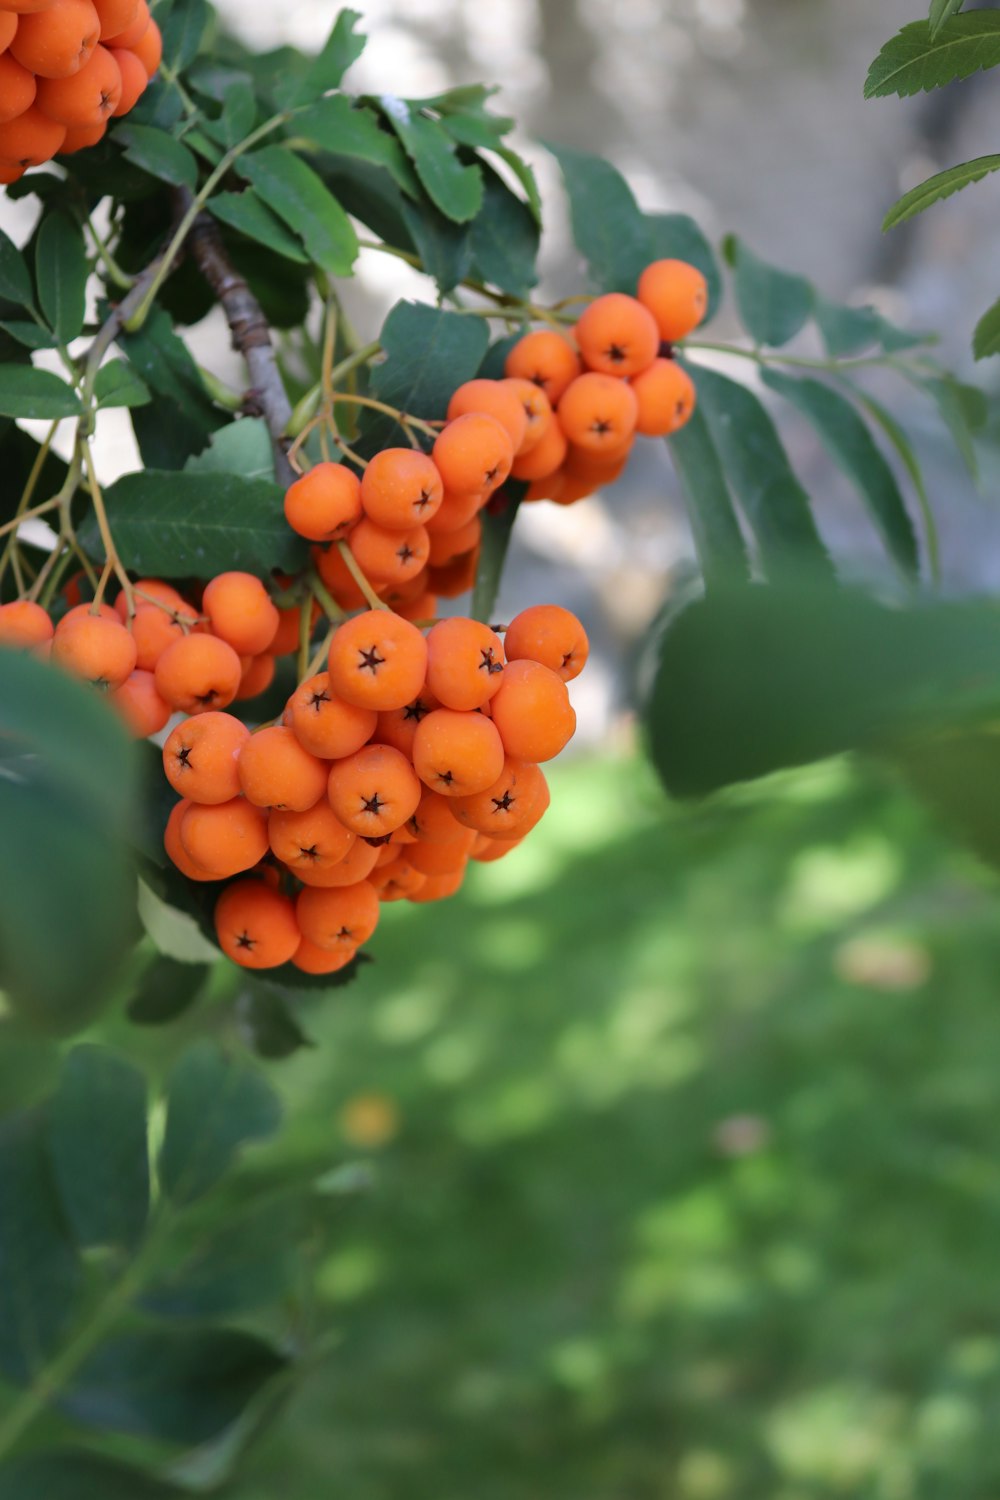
[0,0,161,182]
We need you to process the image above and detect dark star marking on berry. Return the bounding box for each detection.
[358,645,385,674]
[397,543,415,565]
[436,769,454,786]
[414,487,434,513]
[297,844,320,863]
[364,833,393,847]
[403,698,430,722]
[591,418,613,436]
[362,792,386,817]
[308,689,330,712]
[492,790,515,813]
[606,342,626,364]
[178,746,192,768]
[479,648,503,677]
[336,925,353,940]
[236,930,256,950]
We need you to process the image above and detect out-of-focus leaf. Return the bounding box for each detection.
[723,235,814,347]
[159,1040,282,1203]
[666,405,751,590]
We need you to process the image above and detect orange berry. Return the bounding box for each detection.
[35,41,120,122]
[235,652,275,701]
[427,516,480,568]
[471,833,524,863]
[270,599,316,656]
[57,116,104,151]
[504,329,580,406]
[374,687,440,759]
[0,54,36,124]
[163,711,249,805]
[214,878,300,970]
[427,549,479,599]
[372,860,426,902]
[0,13,16,55]
[268,801,355,876]
[433,413,513,497]
[631,356,696,437]
[425,617,505,711]
[407,866,466,903]
[360,448,444,529]
[450,757,548,839]
[286,671,376,759]
[489,659,576,762]
[313,542,372,611]
[0,599,53,650]
[425,487,484,535]
[446,379,528,454]
[557,372,638,455]
[103,0,145,46]
[501,377,554,454]
[116,577,193,622]
[128,603,188,671]
[92,0,137,39]
[202,571,279,656]
[109,668,169,736]
[4,0,71,11]
[503,604,589,682]
[296,880,380,952]
[51,610,136,687]
[61,600,117,625]
[407,787,466,844]
[164,798,216,881]
[637,258,708,342]
[510,415,567,482]
[574,292,660,378]
[127,10,157,73]
[348,517,429,585]
[0,162,25,184]
[238,725,328,812]
[108,43,144,113]
[11,0,100,77]
[405,833,474,876]
[394,587,438,625]
[327,743,422,838]
[284,461,362,542]
[327,610,428,712]
[292,937,359,974]
[0,103,65,164]
[294,834,379,888]
[180,797,268,879]
[412,708,505,798]
[155,633,243,714]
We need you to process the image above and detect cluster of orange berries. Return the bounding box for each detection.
[0,0,161,184]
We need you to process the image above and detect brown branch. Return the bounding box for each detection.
[178,189,294,486]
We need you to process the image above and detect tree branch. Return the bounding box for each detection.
[178,190,294,487]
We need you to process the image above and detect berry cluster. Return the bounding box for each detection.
[0,0,161,183]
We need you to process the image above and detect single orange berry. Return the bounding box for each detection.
[115,577,192,622]
[631,357,697,437]
[268,801,355,876]
[504,330,580,405]
[425,487,484,535]
[57,117,105,151]
[0,54,37,125]
[284,462,362,542]
[347,517,430,586]
[574,293,660,378]
[295,879,380,952]
[270,598,318,657]
[374,688,440,759]
[557,372,638,455]
[313,542,374,611]
[503,604,589,682]
[108,43,144,112]
[11,0,100,78]
[164,799,217,881]
[103,0,146,47]
[292,936,359,974]
[637,258,708,342]
[432,413,513,496]
[128,603,188,671]
[202,571,279,656]
[393,587,438,625]
[235,652,276,701]
[489,659,576,763]
[51,610,137,687]
[0,103,66,164]
[501,377,554,454]
[154,633,243,714]
[127,10,158,73]
[450,757,549,839]
[360,448,444,529]
[327,743,422,838]
[0,14,17,57]
[510,415,567,482]
[215,879,301,970]
[294,834,380,889]
[407,787,466,845]
[110,668,170,737]
[35,41,120,122]
[406,866,466,904]
[425,617,505,712]
[426,548,479,599]
[0,600,53,651]
[92,0,138,39]
[327,610,428,712]
[446,379,528,454]
[471,833,524,863]
[405,832,475,877]
[287,671,377,759]
[412,708,505,798]
[162,711,249,805]
[180,797,269,878]
[372,860,427,903]
[238,725,328,812]
[427,516,480,568]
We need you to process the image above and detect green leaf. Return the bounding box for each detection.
[218,78,256,147]
[160,0,209,71]
[184,416,275,479]
[844,385,939,583]
[472,483,526,624]
[378,96,484,222]
[0,226,33,308]
[648,584,1000,798]
[47,1046,149,1250]
[365,300,490,449]
[0,1451,185,1500]
[237,147,358,276]
[645,212,722,324]
[94,358,151,409]
[159,1041,282,1203]
[78,469,306,579]
[400,196,473,294]
[495,145,542,224]
[34,212,86,344]
[692,366,833,579]
[0,1112,81,1383]
[279,8,365,107]
[65,1327,287,1444]
[761,370,919,577]
[918,373,985,477]
[208,190,310,263]
[864,14,1000,99]
[469,162,539,297]
[546,142,649,292]
[930,0,966,39]
[295,95,418,195]
[117,125,198,189]
[239,989,315,1060]
[127,953,209,1024]
[120,306,224,469]
[666,405,751,591]
[973,296,1000,359]
[0,365,81,419]
[142,1210,294,1318]
[723,235,814,347]
[883,153,1000,230]
[0,321,55,351]
[252,950,370,995]
[814,296,883,357]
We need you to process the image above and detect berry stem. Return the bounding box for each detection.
[0,495,62,541]
[309,571,345,624]
[81,439,134,619]
[335,540,390,612]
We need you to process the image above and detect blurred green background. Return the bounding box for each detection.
[190,748,1000,1500]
